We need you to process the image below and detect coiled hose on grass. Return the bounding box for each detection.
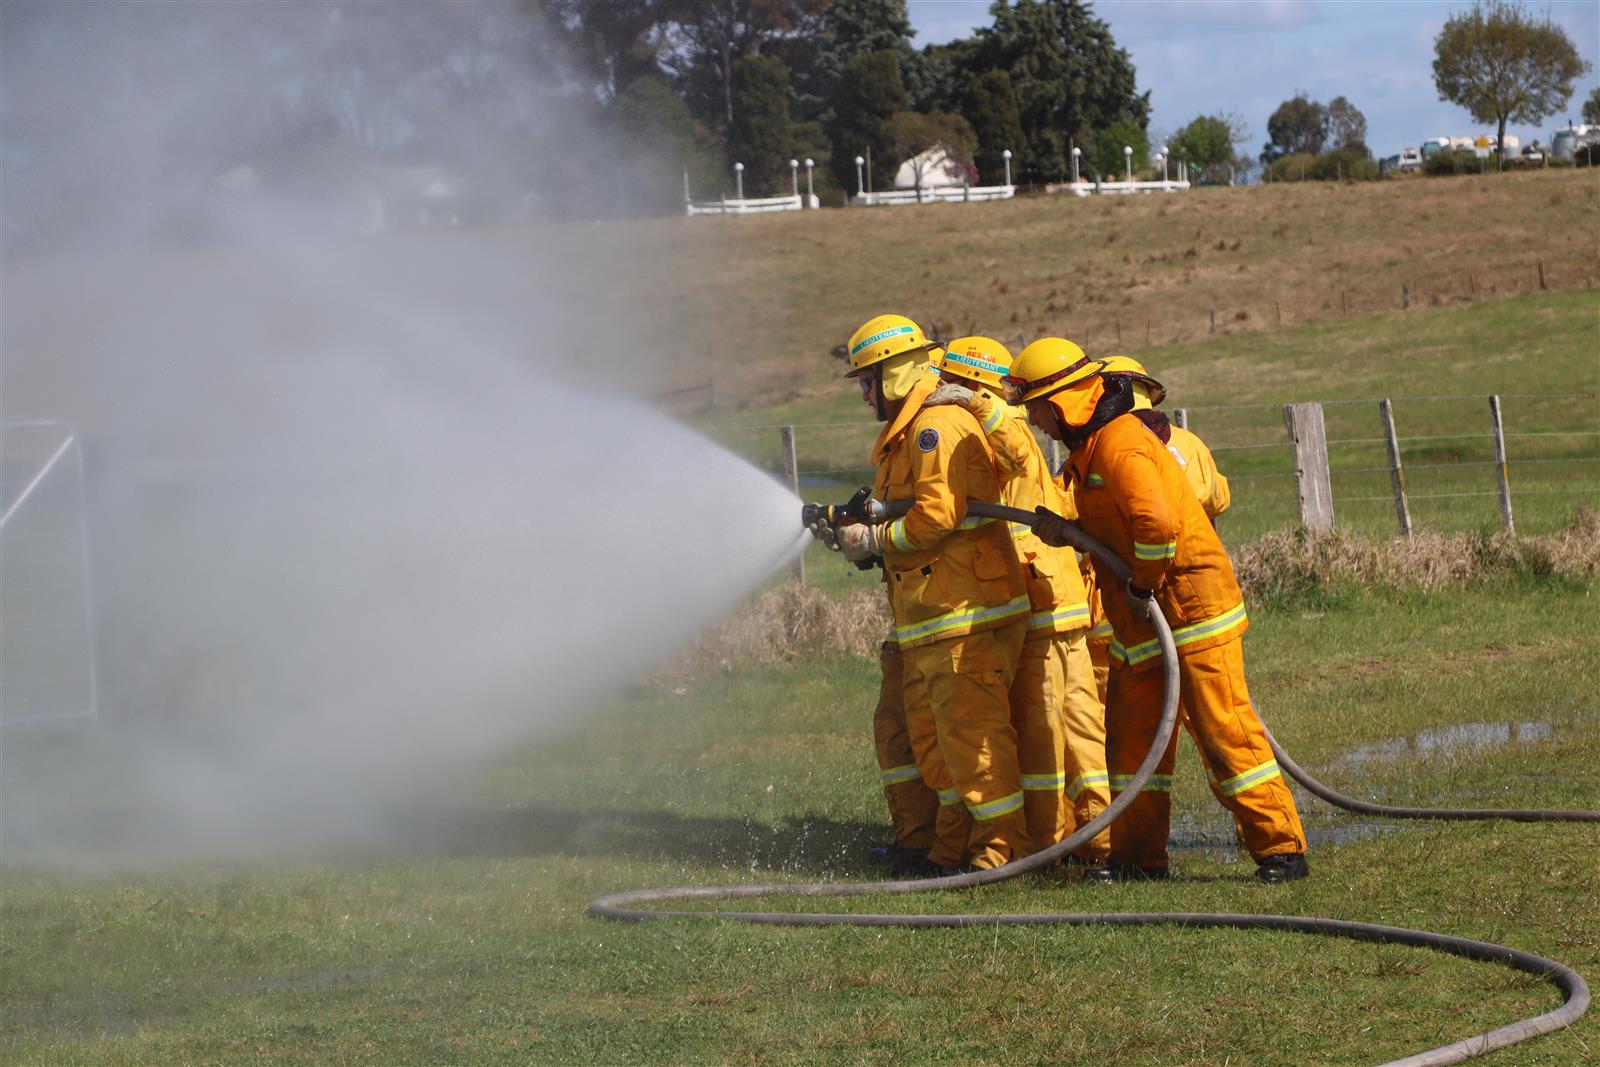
[590,502,1594,1065]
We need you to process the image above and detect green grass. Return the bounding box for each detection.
[3,581,1597,1064]
[705,287,1600,546]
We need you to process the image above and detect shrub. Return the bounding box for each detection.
[1423,149,1483,176]
[1264,152,1318,182]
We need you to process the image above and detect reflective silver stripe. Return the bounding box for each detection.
[969,790,1024,819]
[879,763,921,786]
[1067,771,1109,800]
[1086,621,1114,640]
[892,594,1031,644]
[937,788,961,805]
[1085,473,1105,486]
[1021,771,1066,791]
[888,517,914,552]
[1133,540,1177,561]
[1008,521,1032,538]
[1110,773,1173,793]
[980,402,1004,432]
[1218,759,1281,796]
[1110,602,1248,665]
[1029,603,1091,630]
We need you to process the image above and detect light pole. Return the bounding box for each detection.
[1071,146,1081,184]
[734,161,744,201]
[804,158,815,206]
[789,158,799,199]
[854,155,865,197]
[1157,154,1166,183]
[1123,145,1133,182]
[1002,148,1013,187]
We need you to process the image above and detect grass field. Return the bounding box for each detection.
[2,579,1598,1065]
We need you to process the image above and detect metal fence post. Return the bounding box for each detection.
[1283,402,1335,532]
[1172,408,1188,430]
[1379,398,1412,536]
[780,425,805,583]
[1489,396,1514,534]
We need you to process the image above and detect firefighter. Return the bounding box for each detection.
[923,337,1111,871]
[833,314,1033,871]
[1004,341,1310,883]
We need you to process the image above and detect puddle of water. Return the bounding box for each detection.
[1339,721,1552,769]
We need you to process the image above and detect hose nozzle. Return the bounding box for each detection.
[800,486,882,530]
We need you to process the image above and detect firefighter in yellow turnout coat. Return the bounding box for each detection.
[925,337,1111,865]
[836,316,1034,871]
[1007,341,1310,884]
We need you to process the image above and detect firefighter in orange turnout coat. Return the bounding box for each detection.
[1006,341,1310,884]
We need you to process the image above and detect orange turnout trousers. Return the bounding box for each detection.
[873,374,1033,869]
[872,642,939,850]
[1067,412,1306,870]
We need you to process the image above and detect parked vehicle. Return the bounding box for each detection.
[1551,123,1600,161]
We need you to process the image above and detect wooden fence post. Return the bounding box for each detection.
[1209,309,1216,334]
[1379,398,1412,536]
[780,424,805,583]
[1283,402,1334,532]
[1172,408,1188,430]
[1488,396,1514,534]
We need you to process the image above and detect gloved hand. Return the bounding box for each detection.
[838,522,883,563]
[805,509,840,551]
[924,382,979,409]
[1032,506,1078,548]
[1124,580,1156,620]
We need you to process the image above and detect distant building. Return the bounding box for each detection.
[893,144,969,190]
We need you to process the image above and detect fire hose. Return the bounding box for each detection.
[590,498,1595,1066]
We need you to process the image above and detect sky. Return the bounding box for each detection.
[906,0,1600,162]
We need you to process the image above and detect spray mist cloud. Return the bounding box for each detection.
[0,1,801,862]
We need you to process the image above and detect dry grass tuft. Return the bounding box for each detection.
[1233,508,1600,601]
[665,582,889,677]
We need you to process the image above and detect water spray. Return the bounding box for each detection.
[591,493,1597,1067]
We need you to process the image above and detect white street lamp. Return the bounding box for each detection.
[1002,148,1013,187]
[1071,146,1081,184]
[734,161,744,201]
[1157,154,1167,182]
[804,158,815,205]
[854,155,865,196]
[1123,145,1133,182]
[789,158,799,199]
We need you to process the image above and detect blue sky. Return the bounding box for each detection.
[906,0,1600,161]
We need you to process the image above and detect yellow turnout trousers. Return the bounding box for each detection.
[1058,633,1112,862]
[1105,637,1306,870]
[872,643,938,850]
[903,620,1030,869]
[1011,631,1110,860]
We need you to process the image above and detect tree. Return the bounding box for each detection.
[824,49,906,193]
[804,0,922,123]
[610,74,723,215]
[975,0,1148,182]
[1326,96,1369,155]
[1433,0,1591,165]
[1581,85,1600,124]
[964,69,1025,185]
[666,0,826,133]
[1168,113,1246,175]
[547,0,673,101]
[1087,117,1148,181]
[728,54,792,194]
[884,110,977,191]
[1261,93,1327,163]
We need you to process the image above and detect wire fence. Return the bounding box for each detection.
[718,390,1598,544]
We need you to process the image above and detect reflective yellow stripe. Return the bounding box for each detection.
[981,403,1004,433]
[892,594,1030,644]
[1029,603,1091,630]
[1133,540,1177,560]
[1217,759,1281,796]
[1008,521,1032,538]
[879,763,921,786]
[888,517,914,552]
[1021,772,1066,791]
[1110,602,1248,665]
[1110,773,1173,793]
[1086,621,1114,640]
[937,788,961,806]
[957,515,1000,530]
[1067,771,1109,800]
[1085,473,1105,486]
[969,791,1024,819]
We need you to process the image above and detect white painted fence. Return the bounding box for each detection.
[1066,179,1191,197]
[685,193,818,217]
[851,184,1015,207]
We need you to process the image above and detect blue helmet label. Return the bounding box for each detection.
[917,428,940,452]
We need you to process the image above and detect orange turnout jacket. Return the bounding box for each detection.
[1065,413,1248,671]
[872,375,1030,649]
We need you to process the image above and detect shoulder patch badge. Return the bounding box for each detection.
[916,427,940,452]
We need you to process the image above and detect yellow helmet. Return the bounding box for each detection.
[1098,355,1166,408]
[933,336,1013,389]
[845,314,934,378]
[1003,337,1101,403]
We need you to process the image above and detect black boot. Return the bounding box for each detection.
[1255,853,1310,884]
[888,846,934,878]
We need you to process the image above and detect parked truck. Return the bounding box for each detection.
[1551,123,1600,161]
